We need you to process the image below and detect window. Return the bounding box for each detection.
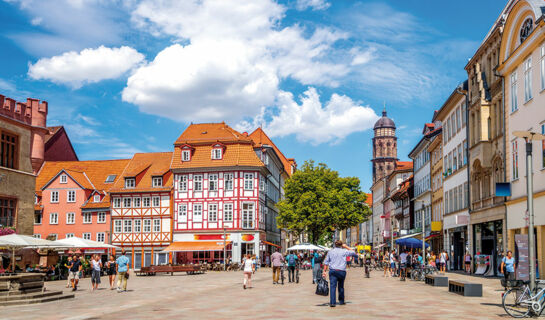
[524,57,533,102]
[123,198,132,208]
[93,194,100,202]
[152,196,160,207]
[83,212,92,224]
[453,150,458,171]
[34,212,42,224]
[133,197,141,207]
[152,176,163,187]
[96,232,105,242]
[0,131,18,169]
[512,140,519,180]
[182,150,191,161]
[143,197,151,207]
[123,220,132,233]
[178,204,187,217]
[456,107,461,132]
[208,203,218,222]
[98,212,106,223]
[0,198,16,227]
[105,174,116,183]
[51,191,59,203]
[48,234,58,241]
[193,203,202,216]
[194,175,203,191]
[224,173,234,191]
[66,212,75,224]
[259,179,265,191]
[65,233,74,238]
[457,145,463,169]
[541,45,545,91]
[49,213,58,224]
[212,148,222,160]
[153,219,161,232]
[511,72,518,112]
[244,173,254,190]
[113,197,121,208]
[60,174,67,184]
[242,203,254,229]
[67,190,76,203]
[143,219,151,232]
[224,203,233,221]
[134,219,141,233]
[463,140,468,165]
[83,233,91,240]
[33,234,41,239]
[179,175,188,192]
[209,174,218,191]
[462,103,467,127]
[114,220,122,233]
[125,178,135,188]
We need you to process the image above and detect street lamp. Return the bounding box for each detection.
[513,131,545,291]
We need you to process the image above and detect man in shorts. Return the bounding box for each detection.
[69,255,82,291]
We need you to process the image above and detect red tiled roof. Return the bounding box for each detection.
[174,122,252,145]
[395,161,413,170]
[249,127,294,176]
[364,193,372,206]
[110,152,173,193]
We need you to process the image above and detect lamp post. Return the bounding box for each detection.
[223,227,227,271]
[513,131,545,291]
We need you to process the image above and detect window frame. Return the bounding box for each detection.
[211,148,222,160]
[65,233,74,239]
[96,232,105,243]
[244,173,254,190]
[152,196,160,207]
[209,174,218,191]
[133,197,141,208]
[50,191,59,203]
[182,150,191,162]
[541,45,545,91]
[0,130,18,170]
[82,233,91,240]
[511,71,519,112]
[179,175,188,192]
[153,219,161,232]
[49,212,58,225]
[193,203,202,216]
[152,176,163,187]
[224,203,233,221]
[113,197,121,208]
[125,178,136,189]
[512,140,519,180]
[208,203,218,222]
[224,173,234,191]
[123,219,132,233]
[67,190,76,203]
[97,211,106,223]
[93,194,100,203]
[143,197,151,207]
[114,220,122,233]
[123,197,132,208]
[524,57,533,102]
[134,219,142,233]
[60,174,67,184]
[193,175,203,191]
[143,219,151,232]
[83,212,92,224]
[178,204,187,217]
[66,212,75,224]
[242,202,255,229]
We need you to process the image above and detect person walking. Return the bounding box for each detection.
[383,250,390,277]
[399,250,408,281]
[439,250,447,273]
[64,256,73,288]
[106,255,116,290]
[389,250,397,277]
[90,254,102,292]
[464,251,472,273]
[322,240,357,307]
[116,251,130,293]
[312,250,323,284]
[242,254,255,289]
[271,249,284,284]
[286,252,298,283]
[68,255,82,291]
[500,250,516,282]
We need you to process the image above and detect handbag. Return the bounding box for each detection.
[124,271,130,279]
[315,278,329,296]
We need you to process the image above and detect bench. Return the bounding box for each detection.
[425,274,448,287]
[448,280,482,297]
[136,265,205,276]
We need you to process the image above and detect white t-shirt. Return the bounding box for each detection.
[91,260,101,271]
[243,259,254,272]
[389,253,395,263]
[440,252,446,263]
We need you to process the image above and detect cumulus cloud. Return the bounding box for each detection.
[237,88,379,145]
[28,46,145,88]
[295,0,330,11]
[123,0,350,126]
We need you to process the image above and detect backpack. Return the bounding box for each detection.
[288,254,296,265]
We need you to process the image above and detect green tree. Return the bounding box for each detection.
[277,160,370,243]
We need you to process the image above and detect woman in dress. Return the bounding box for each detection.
[242,254,255,289]
[106,255,117,290]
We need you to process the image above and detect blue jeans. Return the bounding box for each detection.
[329,270,346,305]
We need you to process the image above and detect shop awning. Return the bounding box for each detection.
[162,241,231,252]
[425,233,441,241]
[262,241,281,248]
[394,232,422,241]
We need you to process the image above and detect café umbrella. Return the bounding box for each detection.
[54,237,119,250]
[286,243,325,251]
[0,234,64,272]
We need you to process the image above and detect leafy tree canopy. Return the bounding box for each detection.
[277,160,370,243]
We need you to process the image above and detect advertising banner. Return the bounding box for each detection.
[515,234,529,281]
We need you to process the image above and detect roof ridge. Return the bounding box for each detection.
[82,172,96,190]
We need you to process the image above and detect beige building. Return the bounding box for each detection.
[428,128,444,254]
[0,95,48,235]
[465,8,507,275]
[498,0,545,277]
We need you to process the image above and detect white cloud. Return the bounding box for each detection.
[237,88,379,145]
[28,46,145,88]
[295,0,330,11]
[124,0,348,125]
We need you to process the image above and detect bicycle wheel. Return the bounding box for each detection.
[503,287,531,318]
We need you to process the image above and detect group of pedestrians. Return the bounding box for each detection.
[64,250,131,293]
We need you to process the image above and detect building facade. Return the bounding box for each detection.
[0,95,48,235]
[498,0,545,277]
[428,127,444,254]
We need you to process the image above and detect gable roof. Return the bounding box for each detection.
[395,161,413,171]
[110,152,174,193]
[44,126,79,161]
[249,127,293,176]
[174,122,253,145]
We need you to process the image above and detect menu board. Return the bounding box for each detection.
[515,234,529,281]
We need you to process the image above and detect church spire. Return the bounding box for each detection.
[382,101,387,117]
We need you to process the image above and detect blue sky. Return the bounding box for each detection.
[0,0,506,192]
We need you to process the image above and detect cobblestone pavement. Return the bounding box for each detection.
[1,268,508,320]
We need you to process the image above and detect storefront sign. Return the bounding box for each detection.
[194,234,230,241]
[515,234,529,281]
[241,234,254,242]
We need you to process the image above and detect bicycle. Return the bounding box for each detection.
[364,260,371,278]
[502,280,545,318]
[410,265,425,281]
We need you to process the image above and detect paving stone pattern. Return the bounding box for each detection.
[0,268,508,319]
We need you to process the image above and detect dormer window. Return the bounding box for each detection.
[93,195,100,203]
[212,148,222,160]
[60,174,67,184]
[125,178,135,188]
[182,150,191,162]
[152,176,163,187]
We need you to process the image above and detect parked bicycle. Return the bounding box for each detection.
[502,279,545,318]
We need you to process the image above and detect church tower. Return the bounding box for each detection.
[371,108,397,183]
